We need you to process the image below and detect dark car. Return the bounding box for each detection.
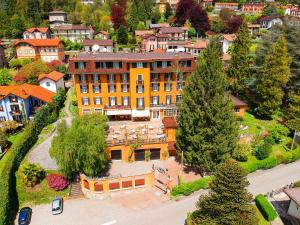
[18,207,32,225]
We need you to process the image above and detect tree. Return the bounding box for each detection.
[191,160,257,225]
[21,163,46,187]
[0,69,13,85]
[50,115,108,178]
[10,14,27,38]
[176,38,238,172]
[189,4,210,36]
[256,35,291,118]
[111,4,126,30]
[117,25,128,44]
[175,0,194,26]
[227,20,251,96]
[26,0,42,25]
[263,4,279,16]
[127,2,139,31]
[136,21,146,30]
[164,2,172,20]
[227,15,243,33]
[151,6,161,24]
[0,131,9,149]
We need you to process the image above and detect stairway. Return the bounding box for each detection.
[69,182,84,198]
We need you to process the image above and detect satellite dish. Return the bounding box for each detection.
[92,44,100,52]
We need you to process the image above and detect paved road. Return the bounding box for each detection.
[26,160,300,225]
[28,89,73,170]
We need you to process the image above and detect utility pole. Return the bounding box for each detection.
[291,130,297,151]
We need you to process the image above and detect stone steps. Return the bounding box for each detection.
[70,182,84,198]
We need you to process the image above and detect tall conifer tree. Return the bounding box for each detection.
[191,160,257,225]
[227,20,251,96]
[176,38,238,172]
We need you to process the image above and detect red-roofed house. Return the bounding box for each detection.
[51,25,94,42]
[15,39,64,62]
[0,84,54,123]
[38,71,65,93]
[241,3,264,14]
[220,34,236,53]
[23,27,51,39]
[184,40,209,57]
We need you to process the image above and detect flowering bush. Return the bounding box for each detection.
[47,174,69,191]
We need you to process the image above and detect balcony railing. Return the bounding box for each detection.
[136,80,144,85]
[105,105,131,110]
[107,137,166,147]
[80,80,87,85]
[137,105,145,110]
[150,103,176,108]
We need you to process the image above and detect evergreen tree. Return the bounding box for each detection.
[117,25,128,44]
[151,6,161,24]
[137,0,148,22]
[127,2,139,31]
[256,35,291,118]
[176,38,238,172]
[164,2,172,20]
[227,20,251,96]
[191,160,257,225]
[26,0,42,25]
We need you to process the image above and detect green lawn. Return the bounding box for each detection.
[16,169,70,207]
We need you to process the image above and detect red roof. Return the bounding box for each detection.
[230,95,247,107]
[15,39,61,47]
[0,84,54,102]
[162,117,177,128]
[25,27,49,33]
[222,34,236,42]
[38,71,64,82]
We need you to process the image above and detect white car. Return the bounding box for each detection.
[52,197,63,215]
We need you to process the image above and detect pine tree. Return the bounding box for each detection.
[117,25,128,44]
[127,2,139,31]
[164,2,172,20]
[227,20,251,96]
[256,35,291,118]
[26,0,42,25]
[191,160,257,225]
[176,38,238,172]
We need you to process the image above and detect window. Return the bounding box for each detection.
[108,74,115,83]
[152,111,159,119]
[93,85,100,93]
[0,105,3,112]
[81,85,88,93]
[122,96,129,106]
[151,73,160,82]
[177,73,184,81]
[176,95,182,103]
[234,108,240,113]
[179,60,191,68]
[152,83,159,92]
[121,84,129,93]
[80,74,87,82]
[137,74,143,84]
[75,62,86,69]
[94,109,102,114]
[164,83,172,91]
[82,109,91,115]
[152,96,159,105]
[108,85,116,93]
[165,73,172,81]
[121,73,128,83]
[133,62,147,68]
[94,97,102,105]
[82,97,90,105]
[176,82,183,90]
[136,85,144,93]
[137,98,144,109]
[166,95,172,105]
[46,82,50,87]
[164,109,175,117]
[93,74,100,83]
[109,97,117,106]
[8,95,17,103]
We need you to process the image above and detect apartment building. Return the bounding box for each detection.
[15,39,65,62]
[215,2,239,11]
[157,27,188,41]
[68,52,195,120]
[241,3,264,13]
[51,25,94,42]
[23,27,51,39]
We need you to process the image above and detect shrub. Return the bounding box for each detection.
[286,141,298,150]
[171,176,212,197]
[253,139,272,160]
[233,143,251,162]
[293,180,300,188]
[269,124,289,144]
[255,194,277,221]
[0,131,9,149]
[21,163,46,187]
[47,174,69,191]
[0,121,19,134]
[145,151,151,161]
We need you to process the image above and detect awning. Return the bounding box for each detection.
[106,110,132,116]
[132,109,150,118]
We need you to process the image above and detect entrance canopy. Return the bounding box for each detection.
[106,109,132,116]
[132,109,150,118]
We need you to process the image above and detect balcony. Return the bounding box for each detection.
[136,80,144,85]
[137,105,145,110]
[150,103,176,109]
[108,79,116,84]
[105,105,131,110]
[80,80,87,85]
[121,79,129,84]
[92,80,100,85]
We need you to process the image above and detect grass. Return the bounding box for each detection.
[40,123,54,135]
[255,206,271,225]
[16,169,70,207]
[250,41,259,54]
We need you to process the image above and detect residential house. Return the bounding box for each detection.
[51,25,94,42]
[259,16,283,29]
[248,24,261,36]
[157,27,188,41]
[135,30,154,38]
[184,40,209,57]
[49,11,68,28]
[166,41,190,53]
[149,23,170,29]
[284,188,300,219]
[82,0,94,4]
[0,84,54,123]
[141,34,169,52]
[277,4,299,15]
[215,2,239,11]
[15,39,65,62]
[291,9,300,17]
[201,0,213,8]
[220,34,236,53]
[156,0,179,12]
[83,39,113,52]
[38,71,65,93]
[241,3,264,13]
[230,95,247,116]
[23,27,51,40]
[0,42,6,68]
[94,31,110,40]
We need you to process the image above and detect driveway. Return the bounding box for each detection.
[25,160,300,225]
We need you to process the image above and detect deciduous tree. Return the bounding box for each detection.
[0,69,13,85]
[111,4,126,30]
[176,38,238,172]
[189,4,210,36]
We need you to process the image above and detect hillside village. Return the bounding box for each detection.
[0,0,300,225]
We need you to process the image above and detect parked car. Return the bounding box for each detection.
[18,207,32,225]
[52,197,63,215]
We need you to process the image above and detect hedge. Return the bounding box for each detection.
[171,176,212,197]
[0,89,66,225]
[255,194,277,221]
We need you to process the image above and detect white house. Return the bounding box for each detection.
[82,39,113,52]
[38,71,65,93]
[284,188,300,219]
[259,16,283,29]
[220,34,236,53]
[23,27,51,39]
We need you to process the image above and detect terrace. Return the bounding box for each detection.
[107,120,166,146]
